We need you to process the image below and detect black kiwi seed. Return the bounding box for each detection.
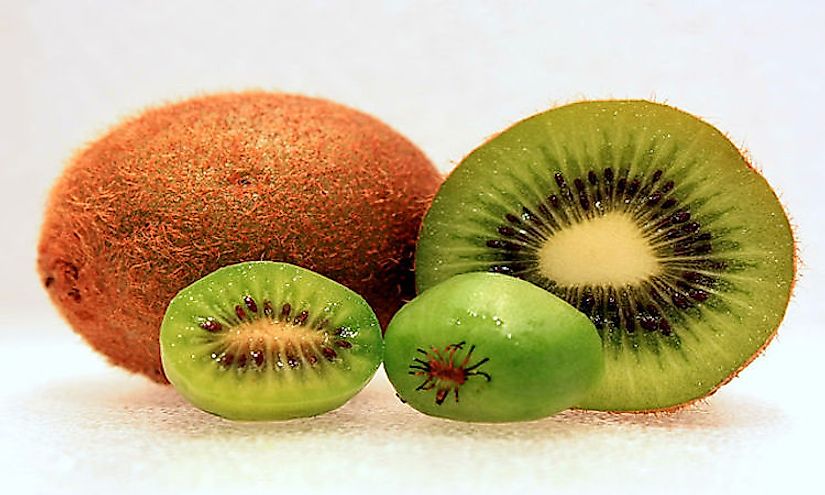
[219,352,234,368]
[322,347,337,361]
[294,310,309,326]
[200,318,223,333]
[235,304,247,321]
[280,303,291,320]
[285,344,300,368]
[497,225,518,237]
[251,350,265,367]
[588,170,598,185]
[244,295,258,313]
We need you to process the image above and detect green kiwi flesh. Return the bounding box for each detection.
[415,100,795,412]
[160,261,383,420]
[384,272,604,423]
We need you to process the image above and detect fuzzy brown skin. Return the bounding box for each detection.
[38,92,442,383]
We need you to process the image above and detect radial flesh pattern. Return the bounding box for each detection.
[415,100,795,411]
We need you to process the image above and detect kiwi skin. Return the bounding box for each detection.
[38,91,442,383]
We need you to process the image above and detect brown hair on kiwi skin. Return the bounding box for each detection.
[38,91,442,383]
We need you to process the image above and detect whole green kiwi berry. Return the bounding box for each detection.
[160,261,383,421]
[384,272,604,422]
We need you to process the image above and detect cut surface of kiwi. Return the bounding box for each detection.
[415,100,795,412]
[160,261,383,420]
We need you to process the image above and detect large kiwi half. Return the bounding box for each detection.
[415,100,795,412]
[160,261,383,420]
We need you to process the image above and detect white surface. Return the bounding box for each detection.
[2,1,824,493]
[1,325,823,494]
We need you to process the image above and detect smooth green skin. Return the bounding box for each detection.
[160,261,383,421]
[384,272,604,423]
[415,100,795,411]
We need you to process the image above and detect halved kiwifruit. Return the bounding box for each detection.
[415,100,795,412]
[160,261,383,420]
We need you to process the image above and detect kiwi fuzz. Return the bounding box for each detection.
[38,92,441,382]
[415,100,795,412]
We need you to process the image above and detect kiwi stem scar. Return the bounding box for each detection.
[408,341,491,405]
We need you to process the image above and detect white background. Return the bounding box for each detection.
[2,1,823,494]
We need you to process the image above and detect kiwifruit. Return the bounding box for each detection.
[415,100,795,412]
[160,261,382,420]
[384,272,603,422]
[37,91,441,383]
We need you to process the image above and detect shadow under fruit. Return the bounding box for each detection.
[38,91,441,383]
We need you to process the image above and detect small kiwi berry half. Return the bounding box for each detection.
[384,272,604,423]
[160,261,383,420]
[415,100,795,412]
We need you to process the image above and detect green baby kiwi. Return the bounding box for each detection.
[415,100,796,412]
[160,261,383,421]
[384,272,604,423]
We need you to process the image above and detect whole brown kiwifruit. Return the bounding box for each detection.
[38,91,442,383]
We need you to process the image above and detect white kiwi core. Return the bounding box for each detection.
[538,213,660,287]
[221,319,326,356]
